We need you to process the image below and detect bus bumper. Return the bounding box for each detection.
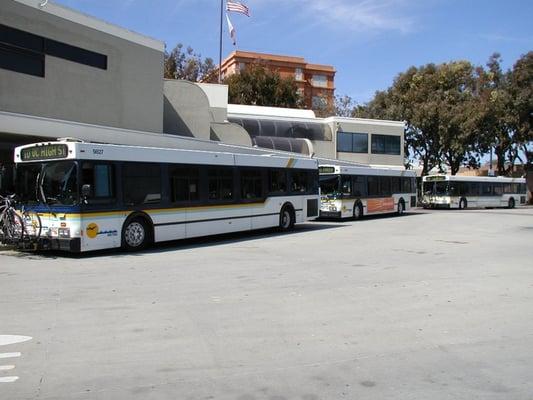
[319,210,342,218]
[12,237,81,252]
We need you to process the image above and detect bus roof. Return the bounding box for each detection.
[14,140,318,170]
[319,164,416,178]
[422,174,526,183]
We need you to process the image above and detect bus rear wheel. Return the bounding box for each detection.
[122,218,150,251]
[459,198,468,209]
[279,205,295,231]
[508,198,515,209]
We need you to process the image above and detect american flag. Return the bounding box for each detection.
[226,1,250,17]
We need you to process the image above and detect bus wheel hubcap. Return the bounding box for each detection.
[125,222,145,247]
[354,207,360,218]
[282,211,290,228]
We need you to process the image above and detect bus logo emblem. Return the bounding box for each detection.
[86,223,99,239]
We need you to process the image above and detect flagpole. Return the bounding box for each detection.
[218,0,223,83]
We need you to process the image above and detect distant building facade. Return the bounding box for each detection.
[0,0,405,176]
[219,51,336,111]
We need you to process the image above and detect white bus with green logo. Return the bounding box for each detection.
[318,164,417,219]
[421,174,528,209]
[5,140,319,252]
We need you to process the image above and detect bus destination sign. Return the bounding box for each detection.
[319,166,336,174]
[425,175,446,181]
[21,144,68,161]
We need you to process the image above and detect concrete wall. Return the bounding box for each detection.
[330,119,405,166]
[0,0,164,133]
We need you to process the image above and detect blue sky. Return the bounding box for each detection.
[54,0,533,104]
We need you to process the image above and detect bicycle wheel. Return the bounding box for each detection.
[2,211,24,241]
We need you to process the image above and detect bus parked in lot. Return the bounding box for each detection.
[318,164,417,219]
[421,175,527,209]
[9,140,319,252]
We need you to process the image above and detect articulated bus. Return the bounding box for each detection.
[318,164,417,219]
[422,175,528,209]
[9,140,319,252]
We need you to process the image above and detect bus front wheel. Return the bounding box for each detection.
[122,217,151,251]
[353,202,363,220]
[279,205,295,231]
[508,198,515,209]
[459,198,468,210]
[397,199,405,216]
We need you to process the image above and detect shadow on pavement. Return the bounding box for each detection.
[4,222,346,260]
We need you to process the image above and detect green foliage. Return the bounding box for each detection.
[225,64,302,108]
[164,44,216,82]
[354,54,533,175]
[507,52,533,167]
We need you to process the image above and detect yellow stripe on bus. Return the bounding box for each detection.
[35,201,267,219]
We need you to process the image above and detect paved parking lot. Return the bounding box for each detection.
[1,207,532,400]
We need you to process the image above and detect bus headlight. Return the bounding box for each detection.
[58,228,71,238]
[328,205,337,211]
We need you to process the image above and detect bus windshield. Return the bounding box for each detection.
[41,161,78,205]
[17,161,78,206]
[423,181,449,195]
[319,175,341,198]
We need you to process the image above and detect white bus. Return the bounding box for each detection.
[318,164,417,219]
[421,174,528,209]
[9,140,319,252]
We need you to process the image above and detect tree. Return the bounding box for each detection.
[164,44,216,82]
[225,64,302,108]
[334,95,357,117]
[356,61,494,175]
[507,52,533,168]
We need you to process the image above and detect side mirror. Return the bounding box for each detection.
[81,184,92,198]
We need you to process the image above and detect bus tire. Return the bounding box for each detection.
[279,204,295,231]
[459,198,467,210]
[122,216,151,251]
[353,202,363,220]
[397,199,405,215]
[508,197,515,209]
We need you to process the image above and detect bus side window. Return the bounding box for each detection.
[123,163,161,206]
[352,176,365,197]
[268,169,287,194]
[169,166,199,203]
[379,176,391,196]
[341,176,352,196]
[391,177,400,194]
[208,168,233,201]
[241,169,263,200]
[81,162,115,204]
[289,170,308,194]
[367,176,379,196]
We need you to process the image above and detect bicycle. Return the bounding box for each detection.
[0,194,42,246]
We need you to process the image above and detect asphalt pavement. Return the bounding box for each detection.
[1,207,532,400]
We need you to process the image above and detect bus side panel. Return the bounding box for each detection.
[185,205,252,239]
[251,197,282,230]
[81,214,124,251]
[148,209,186,243]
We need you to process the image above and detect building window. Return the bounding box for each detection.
[337,132,368,154]
[371,134,401,155]
[0,24,107,78]
[312,74,328,87]
[295,67,303,81]
[239,62,246,71]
